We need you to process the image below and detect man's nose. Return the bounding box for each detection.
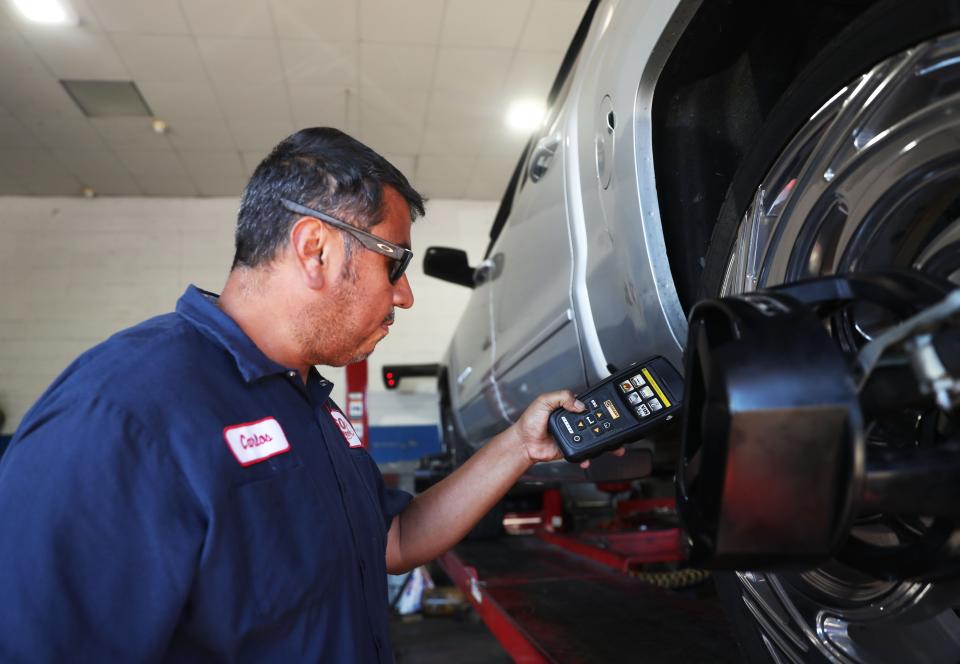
[393,273,414,309]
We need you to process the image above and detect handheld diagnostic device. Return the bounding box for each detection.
[548,356,683,462]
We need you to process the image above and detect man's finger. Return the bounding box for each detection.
[609,446,625,457]
[537,390,585,413]
[579,459,590,469]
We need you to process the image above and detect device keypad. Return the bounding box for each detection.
[578,366,673,443]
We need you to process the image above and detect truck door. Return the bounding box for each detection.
[487,107,587,422]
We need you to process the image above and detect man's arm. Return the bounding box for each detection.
[385,390,623,574]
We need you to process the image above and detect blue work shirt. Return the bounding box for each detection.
[0,285,412,663]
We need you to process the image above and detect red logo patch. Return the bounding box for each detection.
[327,406,363,448]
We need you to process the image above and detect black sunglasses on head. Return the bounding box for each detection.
[280,198,413,284]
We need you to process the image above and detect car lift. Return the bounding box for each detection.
[436,490,739,663]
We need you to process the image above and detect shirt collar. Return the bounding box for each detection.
[176,284,288,383]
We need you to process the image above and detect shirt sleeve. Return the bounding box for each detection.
[0,396,205,663]
[353,449,413,530]
[380,482,414,530]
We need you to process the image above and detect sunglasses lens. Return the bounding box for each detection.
[390,252,412,283]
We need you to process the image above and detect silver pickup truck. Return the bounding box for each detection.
[424,1,960,662]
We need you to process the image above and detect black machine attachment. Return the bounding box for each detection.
[677,271,960,579]
[549,357,683,462]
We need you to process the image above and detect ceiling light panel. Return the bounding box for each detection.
[61,80,153,118]
[11,0,77,25]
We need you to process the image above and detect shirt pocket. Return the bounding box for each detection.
[232,464,346,617]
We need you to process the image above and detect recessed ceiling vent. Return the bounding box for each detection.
[60,80,153,118]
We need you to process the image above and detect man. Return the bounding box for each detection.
[0,128,616,662]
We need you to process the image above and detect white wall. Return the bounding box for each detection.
[0,196,494,434]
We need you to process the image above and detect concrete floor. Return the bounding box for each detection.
[390,612,512,663]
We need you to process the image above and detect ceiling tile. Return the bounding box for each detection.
[0,172,26,194]
[416,154,475,184]
[197,37,283,83]
[279,39,358,87]
[166,119,235,150]
[470,154,516,186]
[181,0,274,37]
[115,148,187,178]
[382,154,416,180]
[426,91,501,129]
[0,149,81,195]
[214,80,290,121]
[21,116,106,149]
[137,81,224,120]
[241,150,268,176]
[177,150,245,180]
[358,123,423,156]
[481,124,531,158]
[414,177,468,200]
[193,174,247,197]
[226,119,294,150]
[420,125,487,156]
[23,28,129,79]
[87,0,189,34]
[464,177,508,201]
[0,29,50,81]
[518,0,587,51]
[110,34,207,82]
[359,0,444,45]
[358,88,428,129]
[267,0,357,41]
[503,50,564,102]
[434,47,513,96]
[53,149,143,195]
[4,77,87,120]
[135,175,198,196]
[0,7,15,30]
[360,43,435,92]
[289,87,349,129]
[441,0,532,48]
[92,117,173,150]
[0,117,40,149]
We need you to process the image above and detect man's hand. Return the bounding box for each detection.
[511,390,625,469]
[387,389,627,573]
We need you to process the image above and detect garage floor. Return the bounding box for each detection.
[391,613,511,663]
[391,538,738,663]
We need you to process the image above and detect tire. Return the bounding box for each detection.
[699,1,960,661]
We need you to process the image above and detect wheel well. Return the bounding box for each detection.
[652,0,878,311]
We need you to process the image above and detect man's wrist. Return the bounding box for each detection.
[495,424,536,472]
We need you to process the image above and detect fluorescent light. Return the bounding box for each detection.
[11,0,77,25]
[506,99,546,132]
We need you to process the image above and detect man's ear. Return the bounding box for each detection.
[289,216,336,289]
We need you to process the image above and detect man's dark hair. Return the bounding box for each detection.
[233,127,425,269]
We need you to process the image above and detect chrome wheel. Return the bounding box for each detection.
[720,32,960,664]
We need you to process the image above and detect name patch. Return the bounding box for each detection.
[328,406,363,448]
[223,417,291,466]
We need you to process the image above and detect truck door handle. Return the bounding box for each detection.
[473,258,495,285]
[528,135,560,182]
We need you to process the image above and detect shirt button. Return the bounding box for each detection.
[287,370,297,378]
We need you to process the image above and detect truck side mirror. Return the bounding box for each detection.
[423,246,475,288]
